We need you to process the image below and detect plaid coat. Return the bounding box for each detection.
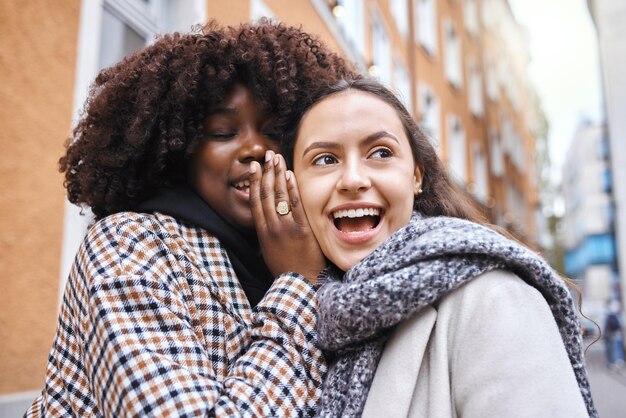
[25,212,325,417]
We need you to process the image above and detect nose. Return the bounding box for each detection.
[337,158,371,193]
[238,128,275,164]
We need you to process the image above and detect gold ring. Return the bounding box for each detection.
[276,200,291,216]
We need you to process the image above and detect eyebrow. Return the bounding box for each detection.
[301,130,400,157]
[206,107,236,116]
[364,131,400,145]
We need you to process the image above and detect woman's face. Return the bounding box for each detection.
[293,90,421,271]
[190,84,280,230]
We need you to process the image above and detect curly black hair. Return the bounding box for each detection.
[61,20,356,219]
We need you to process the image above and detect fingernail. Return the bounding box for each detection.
[265,150,273,164]
[273,154,280,166]
[286,170,292,181]
[250,161,257,174]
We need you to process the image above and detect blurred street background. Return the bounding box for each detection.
[586,338,626,417]
[1,0,625,415]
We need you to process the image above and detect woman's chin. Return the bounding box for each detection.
[331,253,367,272]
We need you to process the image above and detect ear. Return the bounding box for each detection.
[413,164,423,196]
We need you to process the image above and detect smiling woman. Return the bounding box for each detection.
[189,84,281,230]
[253,78,598,418]
[293,88,421,271]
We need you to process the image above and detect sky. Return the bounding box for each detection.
[508,0,604,180]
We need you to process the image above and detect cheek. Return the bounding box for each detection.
[295,174,328,232]
[388,174,417,221]
[298,179,322,218]
[189,154,208,186]
[193,144,220,172]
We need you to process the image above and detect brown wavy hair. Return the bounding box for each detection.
[60,20,356,219]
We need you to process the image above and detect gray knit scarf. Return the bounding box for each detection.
[315,212,597,418]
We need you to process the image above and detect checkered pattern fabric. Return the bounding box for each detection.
[25,212,325,417]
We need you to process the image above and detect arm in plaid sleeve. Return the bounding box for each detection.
[76,216,324,417]
[218,274,324,416]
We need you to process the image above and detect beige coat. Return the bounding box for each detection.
[362,270,589,418]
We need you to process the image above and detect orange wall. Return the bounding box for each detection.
[0,0,80,393]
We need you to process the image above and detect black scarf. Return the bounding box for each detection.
[136,185,273,307]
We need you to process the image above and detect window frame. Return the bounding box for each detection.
[416,0,438,57]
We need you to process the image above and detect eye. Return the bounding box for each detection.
[206,132,236,141]
[262,130,282,142]
[369,147,393,159]
[261,119,281,140]
[312,154,338,166]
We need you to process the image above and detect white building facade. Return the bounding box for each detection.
[588,0,626,321]
[562,122,617,324]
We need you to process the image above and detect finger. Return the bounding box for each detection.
[260,150,278,224]
[248,161,267,230]
[285,168,308,226]
[273,154,290,215]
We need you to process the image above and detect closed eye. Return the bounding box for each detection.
[262,130,282,141]
[206,132,236,140]
[312,154,338,166]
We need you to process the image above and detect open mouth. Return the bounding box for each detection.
[233,179,250,194]
[332,208,382,234]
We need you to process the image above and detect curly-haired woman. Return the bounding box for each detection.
[25,21,354,417]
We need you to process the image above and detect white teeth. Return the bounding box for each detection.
[332,208,380,219]
[234,179,251,190]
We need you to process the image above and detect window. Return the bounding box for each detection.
[335,0,366,59]
[464,0,478,36]
[497,55,508,89]
[505,182,525,227]
[481,0,494,28]
[391,0,409,38]
[393,57,412,112]
[98,0,205,69]
[506,72,521,111]
[251,0,274,20]
[371,10,392,87]
[565,233,617,277]
[602,169,613,193]
[489,128,504,177]
[472,143,488,202]
[98,0,173,69]
[485,56,498,100]
[99,7,147,69]
[501,114,513,154]
[467,58,483,116]
[498,56,520,110]
[606,203,615,225]
[443,19,462,88]
[500,111,524,173]
[506,130,525,174]
[163,0,206,32]
[597,132,609,160]
[419,84,441,148]
[416,0,437,56]
[447,114,466,183]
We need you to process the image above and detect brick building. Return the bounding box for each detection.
[0,0,540,412]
